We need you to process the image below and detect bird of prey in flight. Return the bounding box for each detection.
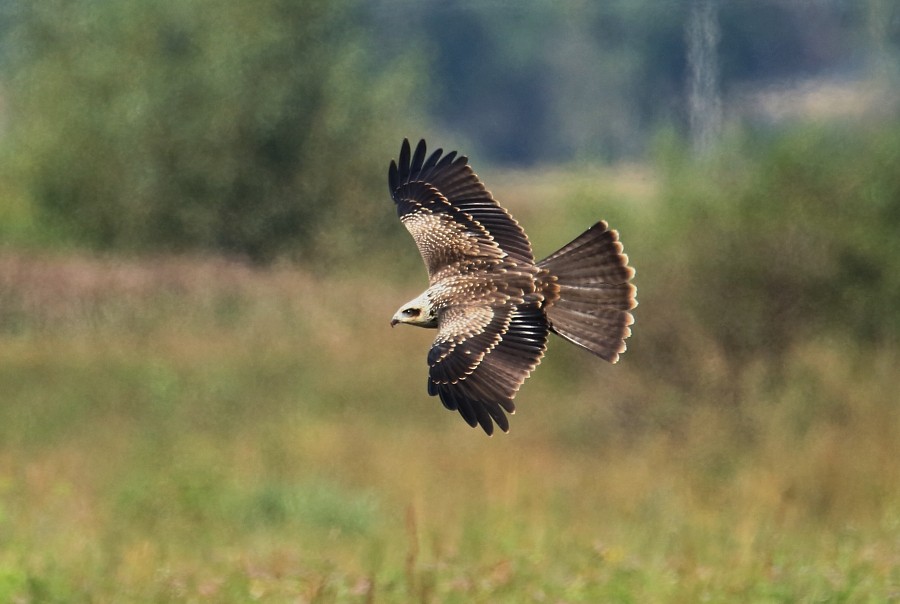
[389,139,636,435]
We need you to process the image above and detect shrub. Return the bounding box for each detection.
[642,122,900,400]
[3,0,422,262]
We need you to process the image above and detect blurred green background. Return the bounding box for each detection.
[1,1,899,601]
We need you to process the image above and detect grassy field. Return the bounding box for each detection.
[1,167,899,602]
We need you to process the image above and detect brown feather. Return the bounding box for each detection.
[537,222,637,363]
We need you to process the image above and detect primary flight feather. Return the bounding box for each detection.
[389,139,636,435]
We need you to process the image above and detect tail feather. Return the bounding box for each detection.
[549,283,635,311]
[537,221,637,363]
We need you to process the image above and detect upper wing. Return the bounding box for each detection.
[427,299,549,435]
[389,139,533,282]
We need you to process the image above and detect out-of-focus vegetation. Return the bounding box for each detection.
[641,122,900,404]
[0,145,898,598]
[387,0,897,163]
[1,0,900,601]
[2,0,898,260]
[0,0,422,260]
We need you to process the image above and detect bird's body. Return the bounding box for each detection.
[389,139,636,434]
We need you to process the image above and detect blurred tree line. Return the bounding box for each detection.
[0,0,898,404]
[0,0,897,273]
[387,0,897,164]
[0,0,423,261]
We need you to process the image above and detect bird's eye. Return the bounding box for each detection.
[402,308,419,317]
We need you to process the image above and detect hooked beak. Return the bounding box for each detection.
[390,318,399,327]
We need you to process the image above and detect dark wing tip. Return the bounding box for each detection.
[398,139,412,182]
[410,139,428,174]
[400,138,412,161]
[429,381,510,436]
[388,160,399,193]
[392,139,438,191]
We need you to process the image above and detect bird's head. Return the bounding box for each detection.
[391,291,438,328]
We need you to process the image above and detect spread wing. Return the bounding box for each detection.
[388,139,533,282]
[427,299,548,435]
[388,139,546,434]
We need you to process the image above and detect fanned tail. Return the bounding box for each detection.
[537,221,637,363]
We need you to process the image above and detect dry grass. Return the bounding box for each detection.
[0,243,898,602]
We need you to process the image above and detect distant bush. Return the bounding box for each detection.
[641,122,900,399]
[2,0,422,262]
